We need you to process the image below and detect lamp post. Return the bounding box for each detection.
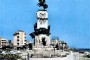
[27,53,29,60]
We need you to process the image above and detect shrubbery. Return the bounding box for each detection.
[0,54,21,60]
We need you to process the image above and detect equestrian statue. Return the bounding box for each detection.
[37,0,48,9]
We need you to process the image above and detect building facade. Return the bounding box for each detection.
[0,37,7,48]
[51,39,68,50]
[13,30,27,47]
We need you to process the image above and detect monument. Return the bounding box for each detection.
[28,0,69,58]
[30,0,51,47]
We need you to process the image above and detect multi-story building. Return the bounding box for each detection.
[0,37,7,48]
[51,39,68,50]
[13,30,27,48]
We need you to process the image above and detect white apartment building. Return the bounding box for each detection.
[0,37,7,48]
[13,30,27,47]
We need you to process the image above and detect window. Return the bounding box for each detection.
[17,43,19,46]
[17,36,19,38]
[17,39,19,41]
[17,33,19,35]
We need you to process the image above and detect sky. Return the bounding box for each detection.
[0,0,90,48]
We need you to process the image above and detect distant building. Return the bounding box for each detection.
[0,37,7,48]
[13,30,27,48]
[6,40,13,47]
[51,39,59,45]
[51,39,68,50]
[58,41,68,50]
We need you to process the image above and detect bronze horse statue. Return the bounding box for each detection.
[37,0,48,9]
